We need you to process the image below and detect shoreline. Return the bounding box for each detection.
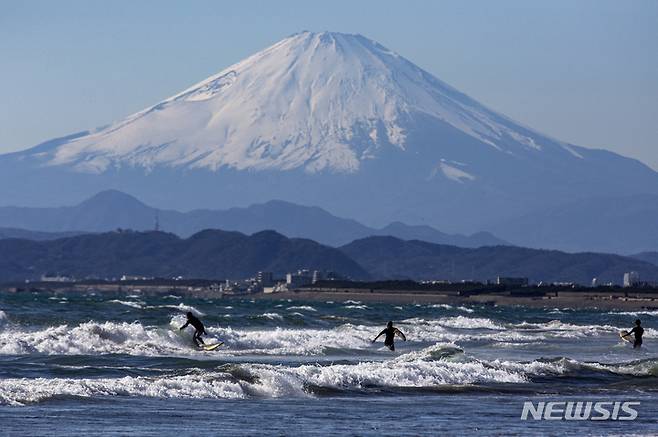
[251,290,658,311]
[3,282,658,311]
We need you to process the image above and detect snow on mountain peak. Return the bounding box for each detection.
[44,31,574,175]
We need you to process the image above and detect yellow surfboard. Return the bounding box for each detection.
[201,342,224,351]
[619,331,634,344]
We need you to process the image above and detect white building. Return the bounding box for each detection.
[40,274,73,282]
[257,271,274,286]
[623,271,640,288]
[286,270,313,288]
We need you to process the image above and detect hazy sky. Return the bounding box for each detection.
[1,0,657,168]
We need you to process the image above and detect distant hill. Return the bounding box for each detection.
[0,190,506,248]
[340,236,658,284]
[630,251,658,266]
[376,222,504,248]
[2,231,656,285]
[0,230,369,282]
[488,194,658,254]
[0,227,85,241]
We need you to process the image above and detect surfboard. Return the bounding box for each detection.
[619,330,634,344]
[200,342,224,351]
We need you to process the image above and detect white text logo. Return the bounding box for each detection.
[521,401,640,421]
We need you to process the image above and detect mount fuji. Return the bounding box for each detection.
[2,31,658,235]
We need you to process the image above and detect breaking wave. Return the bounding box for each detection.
[108,299,145,309]
[1,313,651,358]
[2,344,655,406]
[286,305,317,312]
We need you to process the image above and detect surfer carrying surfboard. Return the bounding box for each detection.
[372,321,407,351]
[622,319,644,348]
[179,311,206,347]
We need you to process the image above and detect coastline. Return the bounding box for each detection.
[251,290,658,311]
[3,281,658,311]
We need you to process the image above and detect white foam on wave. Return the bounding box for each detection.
[399,318,536,344]
[586,359,658,377]
[427,304,475,314]
[108,299,145,309]
[440,316,505,330]
[529,319,658,337]
[0,316,227,356]
[514,320,626,338]
[492,341,543,348]
[494,356,658,378]
[258,312,284,321]
[343,305,369,310]
[609,310,658,317]
[404,316,505,330]
[272,354,526,391]
[0,310,7,327]
[2,335,654,406]
[242,343,531,393]
[0,317,375,357]
[218,323,374,355]
[1,309,649,358]
[491,357,575,376]
[286,306,317,312]
[0,344,525,405]
[415,316,646,340]
[429,304,453,310]
[0,373,248,406]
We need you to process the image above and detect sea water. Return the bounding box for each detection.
[0,292,657,436]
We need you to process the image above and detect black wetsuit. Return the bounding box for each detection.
[375,327,406,351]
[630,326,644,348]
[180,315,206,346]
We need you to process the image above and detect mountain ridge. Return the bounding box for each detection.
[0,190,505,248]
[340,236,658,285]
[1,230,656,285]
[0,229,369,282]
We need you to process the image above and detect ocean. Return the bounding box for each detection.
[0,291,657,436]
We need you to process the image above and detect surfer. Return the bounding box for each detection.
[622,319,644,348]
[372,321,407,351]
[179,312,206,347]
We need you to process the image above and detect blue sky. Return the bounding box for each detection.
[1,0,657,168]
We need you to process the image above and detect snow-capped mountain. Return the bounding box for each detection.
[41,31,582,175]
[3,31,658,235]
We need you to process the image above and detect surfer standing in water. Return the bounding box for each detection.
[179,312,206,347]
[372,321,407,351]
[622,319,644,348]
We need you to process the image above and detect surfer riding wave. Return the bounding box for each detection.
[180,312,206,347]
